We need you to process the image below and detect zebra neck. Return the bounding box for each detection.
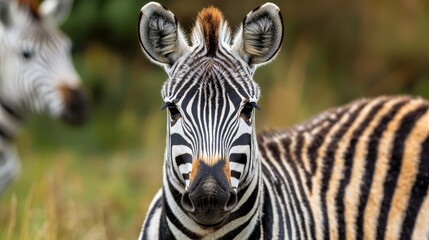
[0,100,24,143]
[0,143,19,193]
[0,101,22,193]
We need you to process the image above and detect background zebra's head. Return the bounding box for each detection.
[138,2,283,226]
[0,0,87,125]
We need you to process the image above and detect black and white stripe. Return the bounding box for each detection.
[0,100,21,192]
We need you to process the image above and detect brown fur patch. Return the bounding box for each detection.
[196,6,223,56]
[190,159,200,182]
[190,158,231,184]
[17,0,40,19]
[224,159,231,183]
[59,84,73,105]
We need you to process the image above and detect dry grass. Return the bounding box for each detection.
[0,150,162,240]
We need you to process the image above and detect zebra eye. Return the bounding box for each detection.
[162,102,181,122]
[241,102,258,122]
[21,49,34,60]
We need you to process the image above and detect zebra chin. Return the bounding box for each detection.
[180,160,238,226]
[58,85,89,126]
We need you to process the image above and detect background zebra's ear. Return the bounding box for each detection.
[232,2,284,67]
[0,0,12,27]
[40,0,74,24]
[138,2,189,67]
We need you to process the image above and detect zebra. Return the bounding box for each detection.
[0,0,87,193]
[137,2,429,239]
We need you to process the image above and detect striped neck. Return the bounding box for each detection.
[0,100,24,143]
[0,100,22,193]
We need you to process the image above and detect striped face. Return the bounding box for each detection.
[0,0,87,125]
[139,2,283,226]
[162,53,260,191]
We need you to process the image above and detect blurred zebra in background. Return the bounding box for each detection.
[137,2,429,239]
[0,0,87,193]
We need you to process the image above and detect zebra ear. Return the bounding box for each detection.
[232,3,284,67]
[0,0,12,27]
[138,2,189,67]
[40,0,73,24]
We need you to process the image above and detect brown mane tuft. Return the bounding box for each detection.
[196,6,223,56]
[17,0,40,19]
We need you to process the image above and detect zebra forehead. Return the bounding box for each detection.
[162,75,259,104]
[16,24,68,52]
[162,57,260,101]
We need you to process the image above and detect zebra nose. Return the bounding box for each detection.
[181,160,237,225]
[59,85,88,126]
[181,176,238,213]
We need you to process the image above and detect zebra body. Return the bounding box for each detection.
[0,0,87,193]
[258,96,429,240]
[137,2,429,239]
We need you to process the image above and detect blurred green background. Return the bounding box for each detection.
[1,0,428,239]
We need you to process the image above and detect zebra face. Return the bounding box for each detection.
[162,56,261,190]
[0,0,87,125]
[162,68,259,225]
[139,2,283,226]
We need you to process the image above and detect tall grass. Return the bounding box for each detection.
[0,150,162,239]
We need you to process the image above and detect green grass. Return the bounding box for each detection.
[0,149,162,240]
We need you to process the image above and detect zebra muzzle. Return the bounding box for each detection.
[59,85,88,126]
[181,160,238,226]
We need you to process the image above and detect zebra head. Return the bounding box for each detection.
[139,2,283,226]
[0,0,87,125]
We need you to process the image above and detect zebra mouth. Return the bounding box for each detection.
[188,211,231,226]
[182,193,236,226]
[181,183,238,226]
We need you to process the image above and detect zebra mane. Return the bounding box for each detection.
[16,0,40,19]
[191,6,231,57]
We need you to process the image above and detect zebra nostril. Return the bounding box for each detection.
[181,191,195,212]
[224,188,238,211]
